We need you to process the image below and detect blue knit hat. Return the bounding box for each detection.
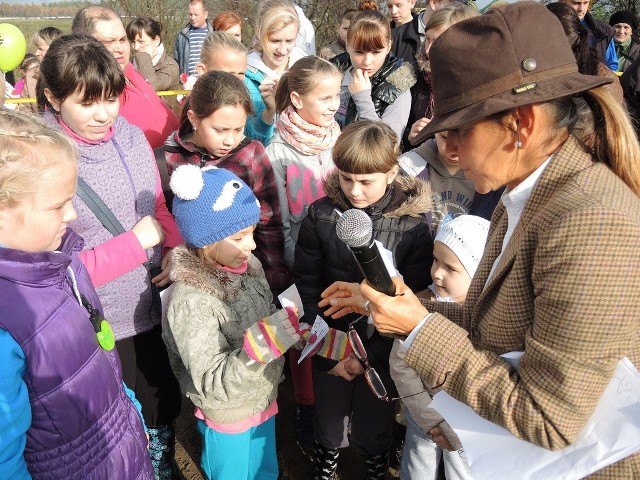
[170,165,260,247]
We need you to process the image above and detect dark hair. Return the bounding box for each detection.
[347,10,391,52]
[333,120,398,173]
[275,56,342,113]
[342,8,359,22]
[212,11,242,32]
[72,5,119,35]
[179,70,254,136]
[546,2,599,76]
[36,34,126,112]
[126,16,163,43]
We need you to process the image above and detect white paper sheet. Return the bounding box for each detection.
[298,316,329,363]
[431,356,640,480]
[278,284,304,318]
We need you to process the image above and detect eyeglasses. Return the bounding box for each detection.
[347,317,425,402]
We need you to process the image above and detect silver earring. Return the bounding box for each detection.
[514,139,522,149]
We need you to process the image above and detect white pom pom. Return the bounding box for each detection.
[170,164,204,200]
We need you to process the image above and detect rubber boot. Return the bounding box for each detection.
[363,451,388,480]
[312,441,339,480]
[147,424,179,480]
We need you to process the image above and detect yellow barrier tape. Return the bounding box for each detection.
[5,89,191,104]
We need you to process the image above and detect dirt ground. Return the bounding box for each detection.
[174,358,368,480]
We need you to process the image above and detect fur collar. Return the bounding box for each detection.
[322,171,432,218]
[170,244,264,302]
[386,61,417,93]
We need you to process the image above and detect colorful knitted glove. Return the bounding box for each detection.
[244,307,302,364]
[315,328,353,361]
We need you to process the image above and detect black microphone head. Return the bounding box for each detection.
[336,209,373,248]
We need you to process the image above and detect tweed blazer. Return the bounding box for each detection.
[404,135,640,478]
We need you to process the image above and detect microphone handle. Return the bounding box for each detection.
[349,241,396,297]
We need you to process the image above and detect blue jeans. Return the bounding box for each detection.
[400,409,473,480]
[196,416,278,480]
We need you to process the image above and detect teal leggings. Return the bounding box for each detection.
[196,416,278,480]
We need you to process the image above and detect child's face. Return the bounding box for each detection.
[387,0,416,25]
[46,88,120,142]
[424,23,449,59]
[35,37,49,61]
[291,75,341,128]
[0,163,77,252]
[434,131,459,169]
[197,48,247,79]
[262,23,299,73]
[431,241,472,302]
[338,19,350,44]
[338,167,398,209]
[205,224,257,268]
[188,104,247,158]
[224,24,242,42]
[347,41,392,77]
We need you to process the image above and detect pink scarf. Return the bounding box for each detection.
[276,105,340,156]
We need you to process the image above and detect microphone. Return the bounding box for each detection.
[336,209,396,297]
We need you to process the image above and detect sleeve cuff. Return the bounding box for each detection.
[403,313,435,349]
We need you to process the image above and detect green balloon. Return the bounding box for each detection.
[0,23,27,73]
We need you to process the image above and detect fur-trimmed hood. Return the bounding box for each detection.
[385,60,417,94]
[321,170,432,218]
[170,244,264,303]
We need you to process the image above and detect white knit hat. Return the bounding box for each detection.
[435,215,490,278]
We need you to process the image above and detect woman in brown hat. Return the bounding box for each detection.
[319,1,640,477]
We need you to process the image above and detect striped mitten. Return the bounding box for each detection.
[244,307,301,364]
[315,328,353,361]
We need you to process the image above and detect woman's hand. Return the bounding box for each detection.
[408,117,432,144]
[361,277,429,335]
[319,281,370,318]
[429,425,455,451]
[151,249,173,287]
[349,68,372,95]
[328,358,357,381]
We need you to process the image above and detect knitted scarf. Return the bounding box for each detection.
[276,105,341,156]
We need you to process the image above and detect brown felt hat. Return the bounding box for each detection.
[415,1,612,142]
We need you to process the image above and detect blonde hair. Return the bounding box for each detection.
[275,56,342,113]
[418,4,478,72]
[200,31,247,66]
[0,110,77,211]
[333,120,399,174]
[254,0,299,53]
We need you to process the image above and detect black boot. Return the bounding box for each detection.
[363,451,388,480]
[295,403,315,453]
[312,441,339,480]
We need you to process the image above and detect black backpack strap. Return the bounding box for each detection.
[154,146,174,214]
[76,177,126,236]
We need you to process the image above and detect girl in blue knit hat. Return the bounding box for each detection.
[162,165,308,480]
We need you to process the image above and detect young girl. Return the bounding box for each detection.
[266,55,342,451]
[212,11,243,41]
[295,120,433,480]
[12,54,39,113]
[37,34,183,480]
[245,0,307,145]
[0,109,153,480]
[163,70,289,297]
[336,9,416,142]
[319,8,358,61]
[126,16,180,92]
[32,25,63,61]
[390,215,489,480]
[197,30,247,78]
[399,130,476,234]
[162,165,307,480]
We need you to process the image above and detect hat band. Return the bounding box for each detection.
[436,63,578,115]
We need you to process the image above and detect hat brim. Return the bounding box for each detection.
[415,72,613,142]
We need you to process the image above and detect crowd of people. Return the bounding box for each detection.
[1,1,640,480]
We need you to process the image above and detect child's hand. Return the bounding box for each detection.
[259,76,279,121]
[328,358,357,381]
[408,117,432,144]
[243,306,301,363]
[132,215,164,250]
[151,248,173,287]
[348,68,371,95]
[319,281,370,318]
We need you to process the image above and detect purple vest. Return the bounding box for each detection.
[0,230,153,480]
